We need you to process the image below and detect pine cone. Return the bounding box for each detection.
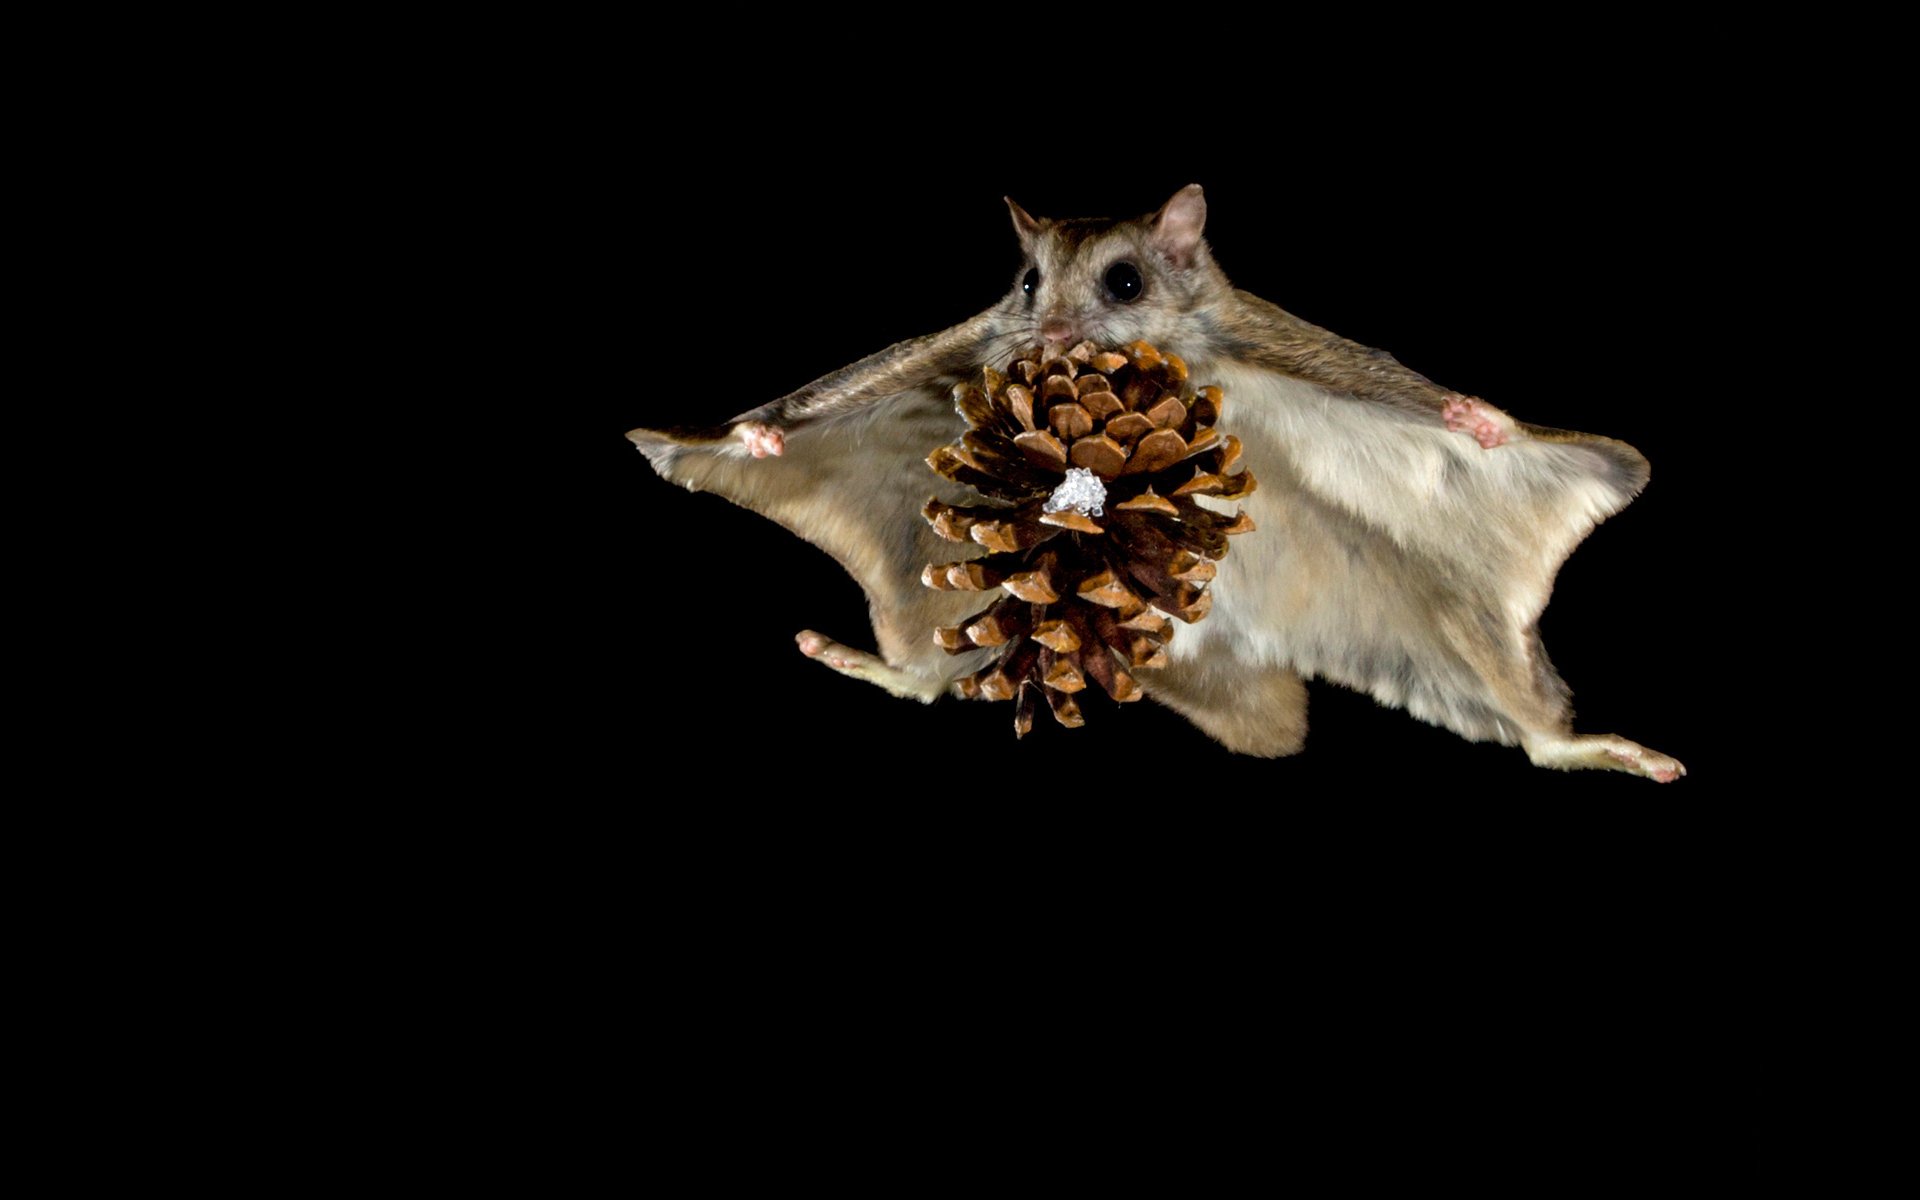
[922,340,1257,736]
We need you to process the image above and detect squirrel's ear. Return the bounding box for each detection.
[1005,196,1041,248]
[1150,184,1207,269]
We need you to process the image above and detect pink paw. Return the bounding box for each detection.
[796,630,858,670]
[739,422,785,458]
[1606,745,1686,783]
[1443,395,1512,449]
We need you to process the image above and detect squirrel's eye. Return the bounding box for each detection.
[1022,268,1039,298]
[1105,262,1143,303]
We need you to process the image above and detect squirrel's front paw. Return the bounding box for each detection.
[737,422,785,458]
[1442,395,1514,449]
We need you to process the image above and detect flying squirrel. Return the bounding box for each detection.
[627,185,1684,782]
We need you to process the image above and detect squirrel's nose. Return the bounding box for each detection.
[1041,316,1077,345]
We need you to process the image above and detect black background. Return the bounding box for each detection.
[393,47,1815,1094]
[379,56,1849,1080]
[550,100,1751,812]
